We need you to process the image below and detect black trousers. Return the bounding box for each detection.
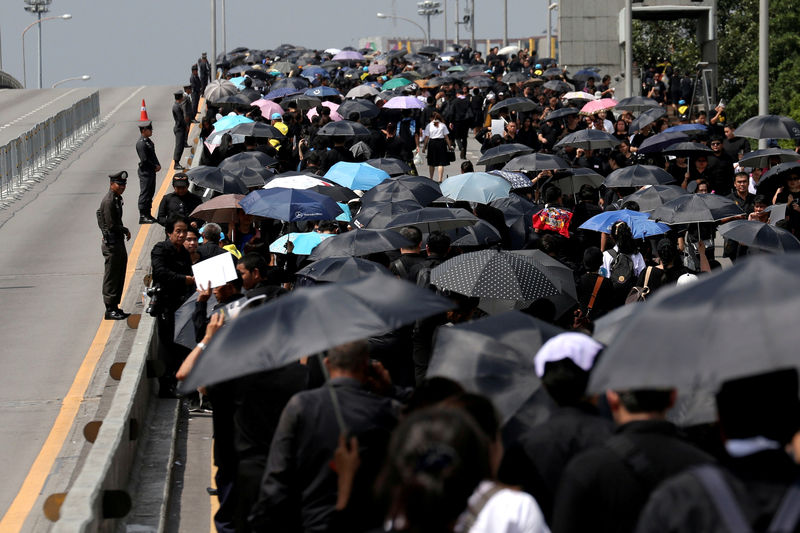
[138,170,156,216]
[101,241,127,309]
[174,127,187,164]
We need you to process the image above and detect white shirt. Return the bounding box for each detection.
[423,121,450,139]
[600,245,646,278]
[454,481,550,533]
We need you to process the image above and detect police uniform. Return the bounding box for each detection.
[181,87,193,146]
[136,121,160,223]
[190,66,202,120]
[96,171,131,320]
[198,53,210,91]
[172,91,187,169]
[156,174,203,226]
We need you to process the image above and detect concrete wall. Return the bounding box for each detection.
[560,0,624,76]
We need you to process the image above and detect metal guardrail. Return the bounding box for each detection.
[0,91,100,199]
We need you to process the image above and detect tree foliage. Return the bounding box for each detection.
[632,19,700,76]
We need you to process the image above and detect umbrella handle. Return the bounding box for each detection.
[317,352,348,435]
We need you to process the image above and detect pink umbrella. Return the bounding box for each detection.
[251,98,283,117]
[580,98,618,115]
[383,96,426,110]
[368,63,387,75]
[333,50,365,62]
[307,101,344,121]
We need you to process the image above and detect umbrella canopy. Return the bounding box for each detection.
[489,194,539,249]
[488,170,533,190]
[214,93,256,106]
[228,122,286,140]
[579,98,617,115]
[579,209,650,234]
[759,161,800,188]
[554,129,621,151]
[332,50,365,62]
[587,254,800,393]
[204,79,238,102]
[428,311,560,424]
[365,157,412,177]
[263,174,330,190]
[737,148,799,168]
[174,293,218,349]
[240,187,343,221]
[652,193,744,224]
[263,87,303,100]
[545,107,580,121]
[345,85,380,98]
[280,94,321,111]
[439,172,512,204]
[553,168,605,197]
[218,151,278,172]
[449,220,503,247]
[629,106,668,133]
[637,131,690,154]
[489,97,540,116]
[304,86,340,98]
[297,256,392,283]
[385,207,479,233]
[660,142,714,158]
[476,143,534,166]
[430,249,560,301]
[307,101,344,122]
[316,120,370,137]
[211,114,254,134]
[603,165,675,188]
[187,166,250,194]
[308,228,414,260]
[324,162,390,190]
[591,302,642,346]
[718,220,800,253]
[353,200,424,229]
[662,123,709,136]
[179,275,454,391]
[382,96,426,110]
[269,232,335,255]
[734,114,800,140]
[338,99,380,119]
[498,45,521,56]
[503,153,571,172]
[221,165,272,188]
[309,184,358,203]
[621,184,690,213]
[571,69,600,83]
[250,98,284,118]
[382,77,413,90]
[562,91,596,102]
[542,67,563,78]
[190,194,245,223]
[542,80,572,93]
[271,77,310,91]
[614,96,660,113]
[360,178,441,206]
[467,77,495,88]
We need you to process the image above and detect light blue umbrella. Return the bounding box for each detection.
[626,217,671,239]
[212,114,254,132]
[579,209,650,234]
[336,202,352,222]
[324,162,390,191]
[440,172,512,204]
[229,76,247,89]
[269,232,335,255]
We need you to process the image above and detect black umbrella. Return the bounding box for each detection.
[187,166,250,194]
[591,301,641,346]
[651,193,743,224]
[364,158,411,177]
[637,131,690,154]
[338,99,381,119]
[660,141,714,157]
[385,207,479,233]
[418,45,442,55]
[280,94,321,111]
[614,96,660,113]
[477,143,535,166]
[543,81,572,94]
[542,67,563,78]
[588,253,800,393]
[554,129,621,151]
[427,311,563,424]
[430,249,560,301]
[467,77,495,88]
[360,179,442,206]
[620,184,690,212]
[308,184,358,203]
[718,220,800,253]
[270,77,309,91]
[544,107,580,121]
[214,93,257,105]
[174,292,218,349]
[218,151,278,171]
[296,256,393,283]
[489,194,539,249]
[179,275,454,392]
[427,76,458,88]
[629,106,668,133]
[307,228,414,260]
[502,72,531,84]
[737,148,799,168]
[317,120,370,137]
[553,167,605,198]
[503,153,571,172]
[489,96,541,116]
[228,122,287,140]
[448,220,503,247]
[734,114,800,140]
[353,200,423,228]
[758,161,800,188]
[603,165,675,188]
[222,165,273,188]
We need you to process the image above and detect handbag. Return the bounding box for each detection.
[447,146,456,162]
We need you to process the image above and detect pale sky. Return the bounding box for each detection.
[0,0,548,88]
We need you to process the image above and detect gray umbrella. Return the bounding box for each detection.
[204,79,238,102]
[385,207,479,233]
[603,164,675,188]
[430,249,560,301]
[307,228,414,260]
[174,292,218,349]
[503,153,571,172]
[542,80,572,93]
[588,254,800,394]
[554,129,621,151]
[629,106,667,133]
[477,143,534,166]
[354,200,423,228]
[718,220,800,253]
[734,114,800,140]
[621,184,690,213]
[614,96,661,113]
[317,120,370,137]
[339,99,380,119]
[179,275,454,392]
[737,148,799,169]
[489,97,541,116]
[296,256,393,283]
[651,193,743,224]
[448,220,503,247]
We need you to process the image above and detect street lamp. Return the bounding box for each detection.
[547,2,558,60]
[51,74,90,88]
[21,13,72,88]
[376,13,428,45]
[417,1,442,46]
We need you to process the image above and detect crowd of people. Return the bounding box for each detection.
[129,43,800,533]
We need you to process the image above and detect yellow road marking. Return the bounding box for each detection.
[0,111,200,531]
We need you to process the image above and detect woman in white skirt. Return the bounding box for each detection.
[422,112,454,183]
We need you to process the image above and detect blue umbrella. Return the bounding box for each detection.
[324,162,390,190]
[336,202,352,222]
[228,76,247,89]
[263,87,303,100]
[211,114,254,132]
[301,67,331,81]
[663,123,709,134]
[305,86,339,98]
[269,232,335,255]
[579,209,650,234]
[637,131,689,154]
[440,172,512,204]
[240,188,343,221]
[626,217,671,239]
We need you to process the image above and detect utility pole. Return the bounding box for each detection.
[417,1,442,46]
[758,0,768,149]
[23,0,52,89]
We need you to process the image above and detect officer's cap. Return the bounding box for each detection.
[174,91,184,99]
[172,173,190,186]
[202,52,207,58]
[138,120,152,130]
[109,171,128,184]
[191,64,198,71]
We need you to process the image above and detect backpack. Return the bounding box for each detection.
[690,464,800,533]
[397,118,416,146]
[607,249,636,291]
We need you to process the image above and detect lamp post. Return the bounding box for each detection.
[211,0,217,81]
[21,13,71,88]
[51,74,90,88]
[417,1,442,46]
[547,2,558,60]
[376,13,428,45]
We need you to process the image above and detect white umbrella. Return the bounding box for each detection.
[498,45,520,56]
[263,175,331,190]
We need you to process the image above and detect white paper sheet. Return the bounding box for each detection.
[192,252,237,289]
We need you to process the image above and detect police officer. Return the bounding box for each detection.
[136,121,160,224]
[173,91,187,170]
[190,64,202,121]
[96,171,132,320]
[156,173,203,226]
[198,52,210,91]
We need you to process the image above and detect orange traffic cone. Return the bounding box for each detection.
[140,99,149,121]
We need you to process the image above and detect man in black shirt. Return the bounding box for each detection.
[157,174,203,227]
